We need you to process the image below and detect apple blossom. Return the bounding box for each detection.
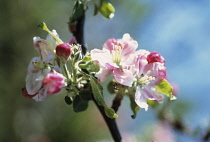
[134,50,167,111]
[91,33,138,85]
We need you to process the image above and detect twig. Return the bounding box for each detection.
[68,8,122,142]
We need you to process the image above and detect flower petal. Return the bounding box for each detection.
[91,49,118,69]
[32,88,48,102]
[113,68,135,87]
[135,86,148,111]
[95,66,111,82]
[120,33,138,57]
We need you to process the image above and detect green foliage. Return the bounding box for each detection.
[65,96,73,105]
[99,0,115,19]
[79,61,100,73]
[104,107,118,118]
[73,90,91,112]
[71,0,85,22]
[156,79,176,101]
[129,94,139,119]
[90,76,118,118]
[107,80,116,94]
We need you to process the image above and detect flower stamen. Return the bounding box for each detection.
[111,43,123,65]
[137,70,155,88]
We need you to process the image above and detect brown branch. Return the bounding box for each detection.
[68,7,122,142]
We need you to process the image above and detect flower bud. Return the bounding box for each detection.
[147,52,165,64]
[69,36,77,44]
[42,72,65,95]
[56,43,72,58]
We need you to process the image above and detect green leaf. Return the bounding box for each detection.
[90,76,117,118]
[82,53,92,62]
[90,77,104,106]
[129,94,139,119]
[94,3,99,16]
[104,107,118,118]
[71,1,85,22]
[73,90,91,112]
[79,61,100,72]
[99,1,115,19]
[156,79,176,101]
[107,80,115,94]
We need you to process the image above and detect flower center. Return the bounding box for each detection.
[111,44,123,65]
[137,71,155,88]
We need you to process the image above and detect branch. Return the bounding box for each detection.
[69,11,87,55]
[92,95,122,142]
[68,7,122,142]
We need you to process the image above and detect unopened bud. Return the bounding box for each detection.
[56,43,72,58]
[42,73,65,95]
[147,52,165,64]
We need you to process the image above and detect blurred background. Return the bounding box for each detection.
[0,0,209,141]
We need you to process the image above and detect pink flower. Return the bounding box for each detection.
[23,30,65,101]
[24,60,65,101]
[134,50,166,111]
[91,34,138,85]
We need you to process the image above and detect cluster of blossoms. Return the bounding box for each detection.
[22,28,77,101]
[22,23,173,116]
[91,34,167,111]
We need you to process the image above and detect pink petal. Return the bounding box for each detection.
[120,33,138,57]
[32,88,48,102]
[91,49,118,69]
[33,37,54,62]
[144,62,167,81]
[135,86,149,111]
[113,68,135,87]
[95,67,111,82]
[103,38,118,51]
[143,86,163,102]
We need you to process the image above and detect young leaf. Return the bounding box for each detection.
[71,1,85,22]
[129,94,139,119]
[99,1,115,19]
[156,79,176,101]
[73,90,91,112]
[104,107,118,118]
[79,61,100,73]
[65,96,73,105]
[90,77,105,106]
[90,76,117,118]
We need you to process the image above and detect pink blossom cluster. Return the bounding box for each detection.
[91,34,167,110]
[22,31,66,101]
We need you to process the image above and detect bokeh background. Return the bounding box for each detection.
[0,0,209,142]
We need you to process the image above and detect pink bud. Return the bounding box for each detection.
[147,52,165,64]
[69,36,77,44]
[56,43,72,58]
[42,73,65,95]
